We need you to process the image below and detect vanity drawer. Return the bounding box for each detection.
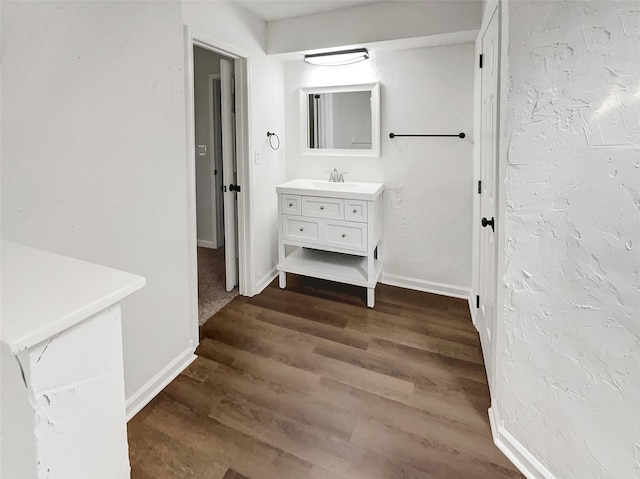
[282,216,321,244]
[281,195,301,215]
[326,220,367,252]
[302,196,344,220]
[345,200,368,222]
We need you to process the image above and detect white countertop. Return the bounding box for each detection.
[276,178,384,201]
[1,241,145,355]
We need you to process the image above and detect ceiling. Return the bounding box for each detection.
[235,0,385,22]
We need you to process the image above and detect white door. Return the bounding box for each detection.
[477,5,500,390]
[220,58,239,291]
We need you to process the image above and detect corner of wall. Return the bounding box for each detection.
[252,267,278,297]
[489,408,557,479]
[467,292,478,329]
[126,348,197,421]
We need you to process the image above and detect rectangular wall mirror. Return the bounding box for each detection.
[300,83,380,158]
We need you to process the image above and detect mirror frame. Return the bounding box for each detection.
[300,82,380,158]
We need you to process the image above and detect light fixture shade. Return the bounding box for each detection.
[304,48,369,66]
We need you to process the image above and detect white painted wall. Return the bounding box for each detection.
[495,1,640,477]
[267,1,482,55]
[1,1,194,404]
[194,46,222,246]
[183,1,287,291]
[285,44,475,293]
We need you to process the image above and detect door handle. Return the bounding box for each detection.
[229,184,241,192]
[481,217,495,232]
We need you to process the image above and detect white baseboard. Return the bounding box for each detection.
[197,239,216,249]
[253,267,277,296]
[468,293,478,330]
[380,273,471,300]
[125,347,197,421]
[488,407,556,479]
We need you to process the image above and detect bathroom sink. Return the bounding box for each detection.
[276,178,383,201]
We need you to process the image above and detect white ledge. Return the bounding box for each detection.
[1,241,145,356]
[277,178,384,201]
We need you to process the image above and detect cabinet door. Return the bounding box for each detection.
[282,216,322,244]
[326,220,367,252]
[281,195,301,216]
[345,200,368,222]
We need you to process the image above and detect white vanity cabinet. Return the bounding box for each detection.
[276,179,384,307]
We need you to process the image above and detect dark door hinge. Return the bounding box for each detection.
[479,54,483,68]
[476,295,480,309]
[477,180,482,194]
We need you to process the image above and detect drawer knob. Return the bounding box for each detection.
[288,203,293,207]
[341,233,346,238]
[300,227,304,232]
[320,206,325,210]
[353,209,358,213]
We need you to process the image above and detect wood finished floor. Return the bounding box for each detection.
[128,276,523,479]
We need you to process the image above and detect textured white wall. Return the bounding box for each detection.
[183,1,287,290]
[1,1,193,401]
[285,44,475,291]
[496,1,640,477]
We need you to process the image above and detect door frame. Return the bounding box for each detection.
[472,0,501,395]
[184,28,253,342]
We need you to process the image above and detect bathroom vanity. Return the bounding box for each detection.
[276,178,384,307]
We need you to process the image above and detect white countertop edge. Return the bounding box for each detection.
[1,241,147,356]
[2,276,145,356]
[276,178,384,201]
[276,187,382,201]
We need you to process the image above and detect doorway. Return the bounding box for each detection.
[194,46,238,325]
[186,33,250,329]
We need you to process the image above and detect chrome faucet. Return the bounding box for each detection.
[328,168,346,182]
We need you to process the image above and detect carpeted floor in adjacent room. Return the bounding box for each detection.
[197,246,238,326]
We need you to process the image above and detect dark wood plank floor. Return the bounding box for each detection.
[128,276,523,479]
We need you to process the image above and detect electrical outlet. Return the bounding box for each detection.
[197,144,207,156]
[254,151,261,165]
[279,150,284,162]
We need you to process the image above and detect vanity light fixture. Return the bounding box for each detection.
[304,48,369,66]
